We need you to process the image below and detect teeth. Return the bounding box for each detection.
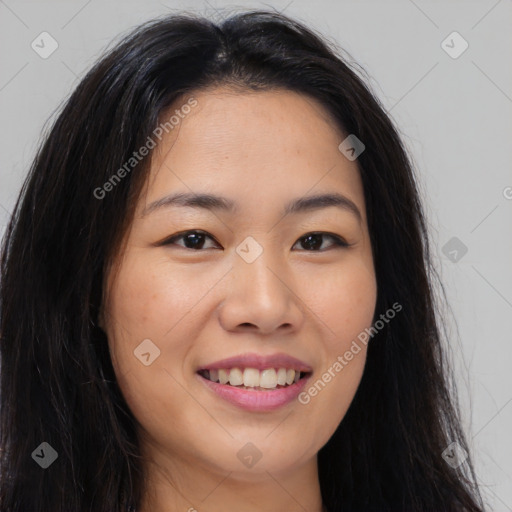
[260,369,277,389]
[218,369,229,385]
[203,367,305,389]
[243,368,260,387]
[277,367,287,386]
[229,367,243,386]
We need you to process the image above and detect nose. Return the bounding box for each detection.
[218,249,305,335]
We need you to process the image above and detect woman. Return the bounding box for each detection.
[0,9,485,512]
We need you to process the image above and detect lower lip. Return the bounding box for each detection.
[196,372,311,412]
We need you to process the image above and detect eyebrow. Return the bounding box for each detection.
[142,191,362,222]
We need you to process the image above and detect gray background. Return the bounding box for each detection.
[1,0,511,509]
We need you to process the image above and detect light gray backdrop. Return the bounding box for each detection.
[0,1,511,510]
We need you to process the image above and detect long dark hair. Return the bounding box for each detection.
[0,9,485,512]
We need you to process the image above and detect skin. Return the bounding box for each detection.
[100,86,377,512]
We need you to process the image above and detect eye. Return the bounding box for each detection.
[162,230,220,250]
[160,230,349,252]
[292,232,350,252]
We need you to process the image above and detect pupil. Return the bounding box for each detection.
[303,233,321,250]
[185,233,204,249]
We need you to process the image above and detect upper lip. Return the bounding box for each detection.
[197,352,313,373]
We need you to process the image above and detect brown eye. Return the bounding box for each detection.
[293,232,349,251]
[163,230,220,250]
[161,230,349,252]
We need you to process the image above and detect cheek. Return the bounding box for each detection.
[105,253,206,347]
[104,251,226,398]
[104,255,207,446]
[296,256,376,429]
[110,261,170,328]
[303,255,377,343]
[103,253,181,375]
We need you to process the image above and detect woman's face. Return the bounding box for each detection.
[102,87,377,482]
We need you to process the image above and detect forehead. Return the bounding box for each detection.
[156,86,345,156]
[139,87,365,220]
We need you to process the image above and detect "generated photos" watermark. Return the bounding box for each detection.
[94,97,198,200]
[298,302,402,405]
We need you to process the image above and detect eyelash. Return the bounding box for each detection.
[161,230,350,252]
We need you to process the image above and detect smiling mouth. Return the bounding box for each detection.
[197,367,311,391]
